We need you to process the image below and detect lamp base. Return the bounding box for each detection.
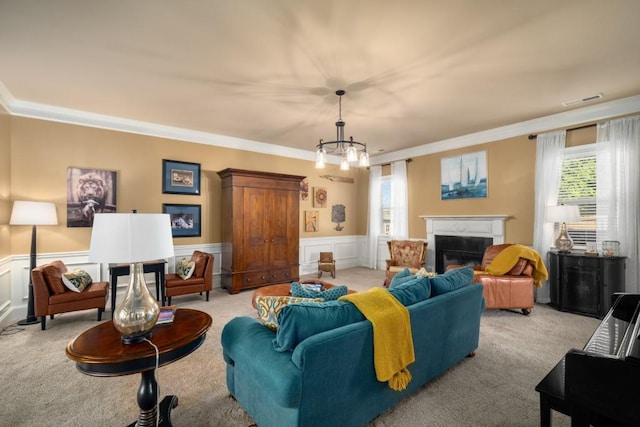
[121,330,153,345]
[17,316,40,326]
[555,222,574,253]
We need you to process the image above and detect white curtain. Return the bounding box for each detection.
[367,165,382,269]
[596,115,640,293]
[532,130,566,255]
[390,160,409,239]
[532,130,566,301]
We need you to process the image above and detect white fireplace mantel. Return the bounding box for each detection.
[419,215,510,271]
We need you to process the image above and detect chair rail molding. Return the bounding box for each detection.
[1,243,222,330]
[420,215,509,272]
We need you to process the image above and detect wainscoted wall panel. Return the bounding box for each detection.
[0,244,222,330]
[0,256,12,326]
[299,235,368,276]
[2,238,384,329]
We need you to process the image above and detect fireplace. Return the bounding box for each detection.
[420,215,509,273]
[435,235,493,273]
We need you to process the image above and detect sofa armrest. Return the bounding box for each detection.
[385,259,396,268]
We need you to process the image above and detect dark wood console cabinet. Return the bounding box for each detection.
[218,169,305,294]
[548,251,626,318]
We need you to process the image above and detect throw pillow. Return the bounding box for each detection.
[176,258,195,280]
[290,282,348,300]
[274,300,366,352]
[62,269,93,293]
[255,296,324,331]
[389,267,414,288]
[431,266,474,296]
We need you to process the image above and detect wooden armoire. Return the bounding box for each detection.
[217,169,305,294]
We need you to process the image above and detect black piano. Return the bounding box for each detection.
[536,293,640,426]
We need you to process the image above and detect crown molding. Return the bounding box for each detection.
[370,94,640,165]
[1,89,317,163]
[1,81,638,164]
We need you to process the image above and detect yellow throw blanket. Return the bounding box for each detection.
[339,287,415,391]
[484,244,549,287]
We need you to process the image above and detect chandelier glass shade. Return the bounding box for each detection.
[315,90,369,170]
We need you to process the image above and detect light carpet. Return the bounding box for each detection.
[0,268,600,426]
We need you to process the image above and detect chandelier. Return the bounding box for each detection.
[315,89,369,170]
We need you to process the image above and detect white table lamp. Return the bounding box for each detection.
[546,205,581,252]
[89,213,174,344]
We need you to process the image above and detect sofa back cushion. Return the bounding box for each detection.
[430,266,473,297]
[274,300,365,352]
[274,275,432,353]
[191,251,209,278]
[42,261,68,294]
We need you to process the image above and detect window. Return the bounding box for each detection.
[381,176,391,235]
[557,144,596,248]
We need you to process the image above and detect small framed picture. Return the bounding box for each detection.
[162,204,201,237]
[162,159,201,195]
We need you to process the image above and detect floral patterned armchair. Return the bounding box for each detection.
[384,240,428,287]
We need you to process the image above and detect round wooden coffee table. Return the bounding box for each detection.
[66,308,212,426]
[251,279,355,308]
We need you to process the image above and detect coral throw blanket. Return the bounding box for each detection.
[339,287,414,391]
[484,244,549,287]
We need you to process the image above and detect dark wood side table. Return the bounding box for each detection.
[65,309,212,426]
[535,357,570,427]
[109,259,168,315]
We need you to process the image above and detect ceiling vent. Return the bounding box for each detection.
[562,93,603,107]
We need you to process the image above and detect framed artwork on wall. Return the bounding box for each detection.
[313,187,327,208]
[162,159,201,195]
[440,151,488,200]
[163,203,201,237]
[305,211,319,232]
[66,167,117,227]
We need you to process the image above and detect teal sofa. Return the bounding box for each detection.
[221,268,484,427]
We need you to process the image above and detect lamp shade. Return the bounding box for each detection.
[89,213,175,263]
[10,201,58,226]
[546,205,580,223]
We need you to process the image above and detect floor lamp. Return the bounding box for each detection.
[10,201,59,325]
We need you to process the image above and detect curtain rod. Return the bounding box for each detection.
[377,158,412,167]
[528,123,596,140]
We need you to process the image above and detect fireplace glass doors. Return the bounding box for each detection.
[435,235,493,273]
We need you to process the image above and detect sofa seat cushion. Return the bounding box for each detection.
[165,273,205,288]
[49,281,108,304]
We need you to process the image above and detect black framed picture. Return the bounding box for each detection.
[66,167,118,227]
[162,159,201,195]
[163,204,201,237]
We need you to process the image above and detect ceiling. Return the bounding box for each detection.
[1,0,640,163]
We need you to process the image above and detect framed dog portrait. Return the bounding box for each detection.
[162,159,201,195]
[66,167,117,227]
[163,204,201,237]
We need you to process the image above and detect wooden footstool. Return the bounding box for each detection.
[251,280,354,309]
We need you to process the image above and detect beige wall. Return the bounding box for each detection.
[0,105,10,257]
[5,114,602,256]
[9,117,362,255]
[406,125,597,243]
